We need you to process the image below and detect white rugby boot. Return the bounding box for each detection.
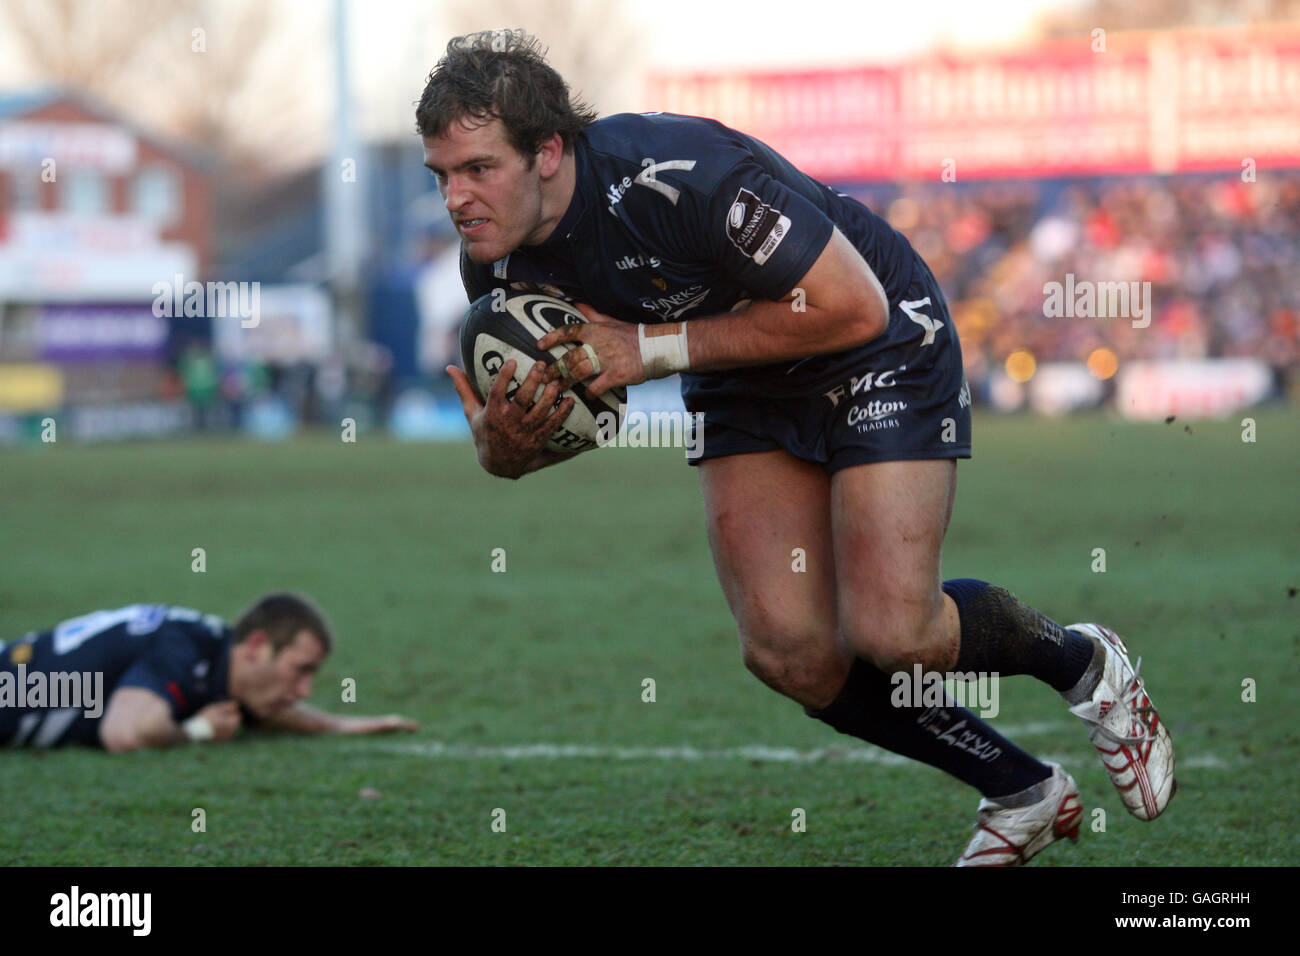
[1066,623,1176,821]
[955,762,1082,866]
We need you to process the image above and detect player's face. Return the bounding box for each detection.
[423,117,546,264]
[239,629,326,717]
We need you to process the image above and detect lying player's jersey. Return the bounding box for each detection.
[459,112,924,402]
[0,605,232,748]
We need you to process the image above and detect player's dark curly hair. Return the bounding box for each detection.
[233,592,333,655]
[415,29,597,162]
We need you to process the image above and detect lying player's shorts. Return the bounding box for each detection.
[683,256,972,475]
[0,678,16,745]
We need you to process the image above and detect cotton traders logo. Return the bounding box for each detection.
[725,187,791,266]
[846,399,907,429]
[640,284,709,320]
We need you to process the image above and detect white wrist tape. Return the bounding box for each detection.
[638,322,690,378]
[182,715,215,742]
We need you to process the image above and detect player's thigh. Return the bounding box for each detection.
[698,450,850,704]
[830,458,958,669]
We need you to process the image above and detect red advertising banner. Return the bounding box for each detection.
[651,26,1300,181]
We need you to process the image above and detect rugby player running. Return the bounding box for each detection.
[426,30,1174,865]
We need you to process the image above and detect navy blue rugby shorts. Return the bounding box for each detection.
[682,258,972,475]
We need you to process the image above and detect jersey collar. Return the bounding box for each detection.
[539,139,591,246]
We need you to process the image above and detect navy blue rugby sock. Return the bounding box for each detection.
[942,578,1102,699]
[807,659,1050,798]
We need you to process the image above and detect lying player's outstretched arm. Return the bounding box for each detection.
[257,702,417,736]
[538,228,891,396]
[99,688,242,753]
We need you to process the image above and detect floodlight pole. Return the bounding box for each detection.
[325,0,367,367]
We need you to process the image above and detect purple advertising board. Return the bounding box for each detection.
[36,304,170,362]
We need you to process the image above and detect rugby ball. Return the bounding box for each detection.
[458,289,626,455]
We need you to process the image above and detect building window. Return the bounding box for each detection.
[63,169,109,214]
[131,166,181,224]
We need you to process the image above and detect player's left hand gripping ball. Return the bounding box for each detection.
[538,303,645,397]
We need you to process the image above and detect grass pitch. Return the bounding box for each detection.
[1,409,1297,865]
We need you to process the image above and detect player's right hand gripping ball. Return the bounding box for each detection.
[459,289,626,456]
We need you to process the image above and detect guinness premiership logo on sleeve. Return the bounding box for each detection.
[724,187,792,265]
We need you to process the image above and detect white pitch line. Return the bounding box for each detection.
[369,722,1072,765]
[364,723,1234,770]
[370,742,1234,769]
[372,740,917,764]
[994,721,1068,736]
[1178,754,1231,769]
[371,742,1234,770]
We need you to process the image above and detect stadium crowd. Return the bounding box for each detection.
[853,171,1300,392]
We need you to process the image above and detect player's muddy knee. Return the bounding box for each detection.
[843,616,948,677]
[739,635,848,709]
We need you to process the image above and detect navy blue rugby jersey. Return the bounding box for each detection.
[0,605,233,747]
[459,112,923,402]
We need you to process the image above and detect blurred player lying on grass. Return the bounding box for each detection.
[0,593,416,752]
